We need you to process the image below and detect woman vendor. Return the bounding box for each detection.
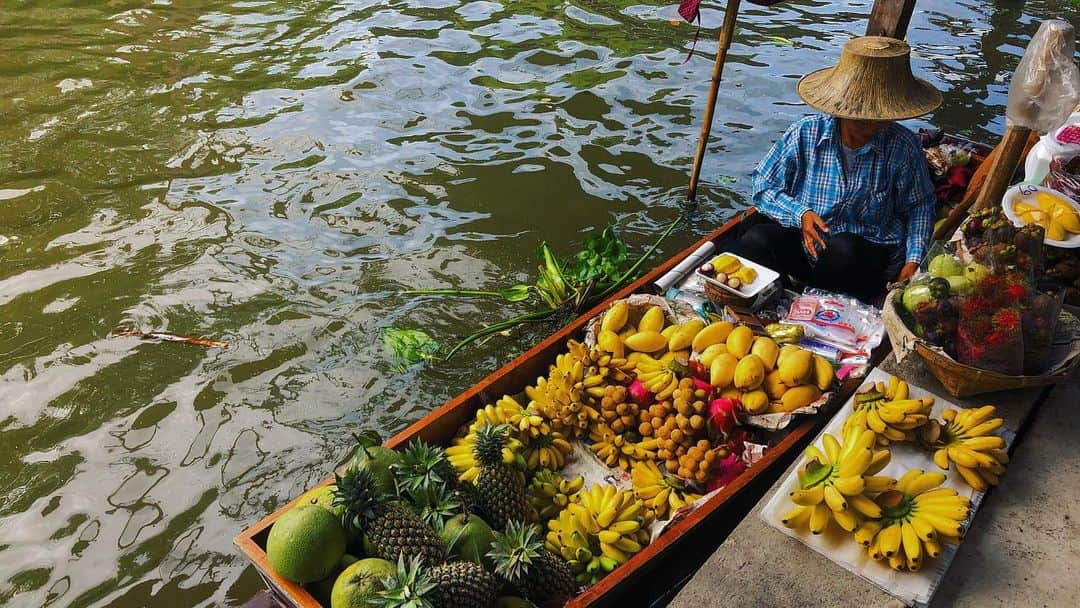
[737,36,943,303]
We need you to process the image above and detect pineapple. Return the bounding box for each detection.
[393,440,456,494]
[407,482,463,531]
[333,466,446,567]
[489,521,577,606]
[374,555,499,608]
[474,424,528,530]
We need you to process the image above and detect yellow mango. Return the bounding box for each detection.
[624,331,667,353]
[778,348,814,386]
[734,266,758,285]
[618,325,637,341]
[751,337,780,370]
[638,306,666,333]
[733,354,766,390]
[598,329,624,358]
[601,301,629,332]
[741,389,769,414]
[661,325,677,339]
[726,325,754,358]
[1048,220,1067,241]
[698,343,728,368]
[711,254,742,275]
[1013,201,1037,215]
[1037,191,1066,212]
[763,369,788,400]
[692,321,734,353]
[661,349,690,364]
[720,387,742,401]
[669,319,706,352]
[1056,206,1080,233]
[779,385,822,411]
[812,355,835,391]
[710,353,739,388]
[776,344,801,370]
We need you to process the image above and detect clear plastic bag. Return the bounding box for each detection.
[1006,19,1080,133]
[1023,288,1065,374]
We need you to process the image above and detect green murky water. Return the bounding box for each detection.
[1,1,1076,606]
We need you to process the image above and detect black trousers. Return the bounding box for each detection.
[735,216,900,303]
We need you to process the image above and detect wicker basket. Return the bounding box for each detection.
[882,289,1080,398]
[703,279,780,315]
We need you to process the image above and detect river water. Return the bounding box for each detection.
[0,1,1076,606]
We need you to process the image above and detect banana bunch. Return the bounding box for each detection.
[522,430,573,471]
[589,422,657,471]
[526,351,599,438]
[630,460,701,521]
[843,376,934,445]
[921,405,1008,491]
[446,431,523,483]
[467,395,525,434]
[566,338,635,390]
[634,354,686,401]
[545,484,650,585]
[527,468,585,521]
[782,426,894,534]
[860,470,969,572]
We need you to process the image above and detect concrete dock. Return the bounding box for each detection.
[669,357,1079,608]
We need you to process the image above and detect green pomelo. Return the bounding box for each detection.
[309,554,360,606]
[266,505,347,583]
[331,558,396,608]
[928,254,963,278]
[440,513,496,569]
[351,446,401,496]
[494,596,534,608]
[297,484,345,517]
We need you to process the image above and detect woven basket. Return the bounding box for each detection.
[882,289,1080,398]
[702,279,779,315]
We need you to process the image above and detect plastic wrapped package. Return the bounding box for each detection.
[1022,288,1065,374]
[1005,19,1080,133]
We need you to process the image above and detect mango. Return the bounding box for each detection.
[618,325,637,341]
[733,354,765,390]
[711,254,742,275]
[751,337,780,370]
[779,385,822,411]
[734,266,757,286]
[1048,220,1067,241]
[812,355,834,391]
[778,348,814,387]
[741,389,769,414]
[1055,206,1080,233]
[638,306,666,333]
[668,319,706,351]
[692,321,734,353]
[661,349,690,364]
[776,344,801,370]
[661,325,677,339]
[709,353,739,388]
[720,387,742,401]
[598,330,624,358]
[726,325,754,358]
[763,369,788,400]
[601,301,629,333]
[624,331,667,353]
[698,343,728,368]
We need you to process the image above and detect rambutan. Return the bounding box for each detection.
[993,309,1021,332]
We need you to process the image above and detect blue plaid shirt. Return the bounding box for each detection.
[751,114,936,264]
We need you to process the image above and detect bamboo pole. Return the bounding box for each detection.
[686,0,742,204]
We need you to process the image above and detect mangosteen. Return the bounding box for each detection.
[928,277,951,300]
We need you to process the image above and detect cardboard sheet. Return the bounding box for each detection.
[759,368,1012,607]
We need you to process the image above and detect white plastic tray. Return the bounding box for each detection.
[695,252,780,298]
[1002,183,1080,249]
[759,368,1011,608]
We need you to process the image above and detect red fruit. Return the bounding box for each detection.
[692,377,713,395]
[688,359,709,381]
[706,453,748,492]
[628,379,653,406]
[707,398,739,437]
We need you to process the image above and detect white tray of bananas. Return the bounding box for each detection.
[760,367,1012,607]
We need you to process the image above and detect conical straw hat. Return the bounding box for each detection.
[797,36,942,121]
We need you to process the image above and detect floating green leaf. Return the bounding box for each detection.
[765,36,795,46]
[381,327,441,371]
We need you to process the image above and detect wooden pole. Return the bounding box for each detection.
[686,0,742,204]
[971,125,1034,211]
[865,0,917,38]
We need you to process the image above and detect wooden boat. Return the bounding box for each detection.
[234,209,882,608]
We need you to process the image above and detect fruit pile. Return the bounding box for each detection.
[1012,190,1080,242]
[262,300,839,607]
[697,253,758,291]
[782,376,1008,572]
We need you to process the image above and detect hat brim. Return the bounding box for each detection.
[797,67,943,121]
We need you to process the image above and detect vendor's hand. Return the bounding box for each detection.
[800,211,829,258]
[897,262,919,283]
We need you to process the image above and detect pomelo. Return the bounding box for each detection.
[351,446,401,496]
[266,505,347,583]
[440,513,496,569]
[297,484,345,517]
[310,554,360,606]
[331,557,396,608]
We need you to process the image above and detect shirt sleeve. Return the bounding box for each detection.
[752,124,810,229]
[897,144,936,264]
